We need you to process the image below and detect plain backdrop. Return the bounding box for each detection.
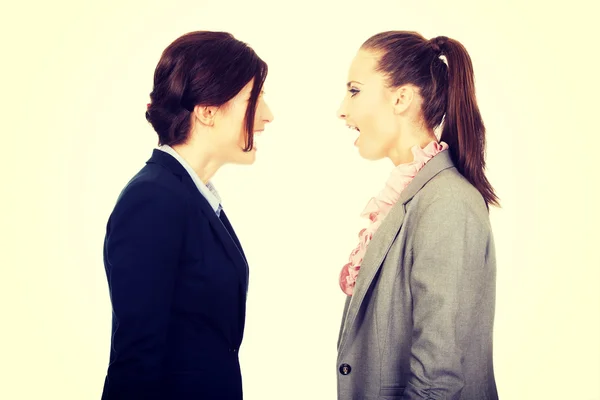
[1,0,599,399]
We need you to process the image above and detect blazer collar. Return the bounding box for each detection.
[146,149,249,291]
[338,150,455,354]
[147,148,187,179]
[399,149,455,205]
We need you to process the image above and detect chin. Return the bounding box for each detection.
[357,145,383,161]
[233,150,257,165]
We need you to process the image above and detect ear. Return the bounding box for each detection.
[391,85,415,115]
[193,105,219,127]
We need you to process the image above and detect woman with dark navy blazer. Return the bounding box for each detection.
[100,31,273,400]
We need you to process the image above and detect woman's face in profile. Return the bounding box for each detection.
[337,50,399,161]
[213,79,274,165]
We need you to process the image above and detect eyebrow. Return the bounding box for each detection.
[246,89,263,98]
[346,81,363,88]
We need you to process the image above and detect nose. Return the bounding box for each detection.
[262,100,274,124]
[337,101,347,120]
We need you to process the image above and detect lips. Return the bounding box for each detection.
[253,130,263,150]
[347,124,360,146]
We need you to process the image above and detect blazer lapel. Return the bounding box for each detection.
[146,150,249,290]
[338,150,455,354]
[338,197,407,354]
[219,211,249,291]
[219,211,248,265]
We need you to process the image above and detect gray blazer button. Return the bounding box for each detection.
[339,363,351,375]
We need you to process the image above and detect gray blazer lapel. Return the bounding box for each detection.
[337,295,352,350]
[337,198,407,354]
[337,150,455,354]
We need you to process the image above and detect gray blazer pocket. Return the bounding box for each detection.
[379,385,406,398]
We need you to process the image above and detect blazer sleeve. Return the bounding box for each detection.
[402,197,487,400]
[101,181,186,400]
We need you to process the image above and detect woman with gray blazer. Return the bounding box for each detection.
[336,31,500,400]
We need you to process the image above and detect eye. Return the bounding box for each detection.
[348,87,360,97]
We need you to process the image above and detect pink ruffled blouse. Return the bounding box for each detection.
[339,140,449,296]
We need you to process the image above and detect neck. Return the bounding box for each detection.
[387,124,438,166]
[171,140,222,184]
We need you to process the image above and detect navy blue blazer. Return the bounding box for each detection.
[101,149,249,400]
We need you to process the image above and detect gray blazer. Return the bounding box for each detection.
[337,151,499,400]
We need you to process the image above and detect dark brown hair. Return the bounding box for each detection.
[362,31,499,208]
[145,31,268,150]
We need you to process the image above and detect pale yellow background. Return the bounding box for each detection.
[2,0,598,399]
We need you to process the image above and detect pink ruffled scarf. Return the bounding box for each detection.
[339,140,449,296]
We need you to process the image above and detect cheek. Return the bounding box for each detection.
[227,109,247,147]
[220,123,241,146]
[373,112,396,141]
[349,98,371,132]
[367,97,395,138]
[358,104,397,157]
[236,127,246,146]
[237,117,251,149]
[355,98,386,139]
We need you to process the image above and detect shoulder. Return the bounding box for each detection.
[113,163,190,215]
[407,167,490,230]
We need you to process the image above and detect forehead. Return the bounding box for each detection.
[240,79,255,94]
[238,78,266,98]
[348,50,382,82]
[229,79,256,103]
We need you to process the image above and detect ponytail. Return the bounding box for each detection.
[362,31,499,208]
[432,36,499,208]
